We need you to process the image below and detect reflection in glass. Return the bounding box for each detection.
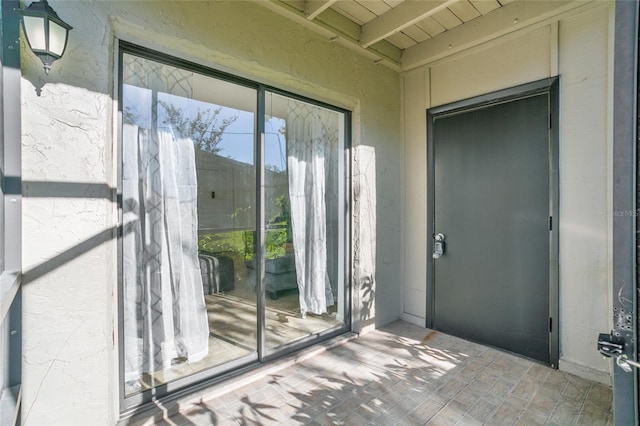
[264,92,346,350]
[121,54,257,396]
[121,52,350,399]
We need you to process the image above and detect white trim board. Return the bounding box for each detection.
[559,359,612,387]
[402,0,606,71]
[402,312,426,328]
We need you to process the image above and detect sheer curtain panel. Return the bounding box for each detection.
[122,124,209,382]
[286,101,339,317]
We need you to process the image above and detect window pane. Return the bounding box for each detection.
[48,20,67,56]
[23,16,45,51]
[122,54,257,396]
[264,92,347,351]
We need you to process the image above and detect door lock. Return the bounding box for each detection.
[597,332,624,358]
[433,233,445,259]
[597,332,640,373]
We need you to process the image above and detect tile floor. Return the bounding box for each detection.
[150,321,613,425]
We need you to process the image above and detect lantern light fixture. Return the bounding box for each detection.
[16,0,72,74]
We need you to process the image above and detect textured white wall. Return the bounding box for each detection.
[20,1,401,424]
[556,5,611,384]
[402,4,612,384]
[20,3,116,423]
[401,68,428,326]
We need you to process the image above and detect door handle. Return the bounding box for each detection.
[433,233,445,259]
[616,354,640,372]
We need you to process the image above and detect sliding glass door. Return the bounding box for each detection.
[263,92,347,352]
[121,52,259,398]
[119,44,350,408]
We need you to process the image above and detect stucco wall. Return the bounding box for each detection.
[402,3,612,384]
[20,1,401,423]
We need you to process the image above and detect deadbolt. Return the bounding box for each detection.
[433,233,445,259]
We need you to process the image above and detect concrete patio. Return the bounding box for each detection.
[131,321,613,426]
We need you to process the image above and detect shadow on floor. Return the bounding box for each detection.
[146,321,613,426]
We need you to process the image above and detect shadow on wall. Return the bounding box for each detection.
[353,145,376,330]
[19,179,211,423]
[359,276,375,324]
[19,181,117,285]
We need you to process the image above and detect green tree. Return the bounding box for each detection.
[160,101,237,154]
[123,105,139,125]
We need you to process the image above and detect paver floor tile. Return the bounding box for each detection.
[158,321,612,426]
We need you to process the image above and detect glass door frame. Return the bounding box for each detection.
[116,41,352,415]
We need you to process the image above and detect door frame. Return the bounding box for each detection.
[426,77,560,367]
[611,0,639,423]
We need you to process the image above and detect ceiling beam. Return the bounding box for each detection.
[402,0,593,71]
[305,0,338,20]
[360,0,458,48]
[257,0,402,70]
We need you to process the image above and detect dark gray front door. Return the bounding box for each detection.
[428,81,559,365]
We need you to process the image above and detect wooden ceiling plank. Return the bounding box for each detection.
[360,0,457,48]
[332,1,377,25]
[416,16,447,37]
[306,0,339,20]
[355,0,392,16]
[448,0,481,22]
[402,25,431,44]
[382,0,404,8]
[468,0,501,15]
[387,31,419,49]
[432,8,463,30]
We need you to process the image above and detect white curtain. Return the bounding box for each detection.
[287,102,338,316]
[122,123,209,382]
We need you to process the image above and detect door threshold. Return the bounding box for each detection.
[120,332,357,425]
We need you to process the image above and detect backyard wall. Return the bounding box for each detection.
[19,1,401,424]
[402,2,613,385]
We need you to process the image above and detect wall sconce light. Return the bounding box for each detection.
[16,0,72,74]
